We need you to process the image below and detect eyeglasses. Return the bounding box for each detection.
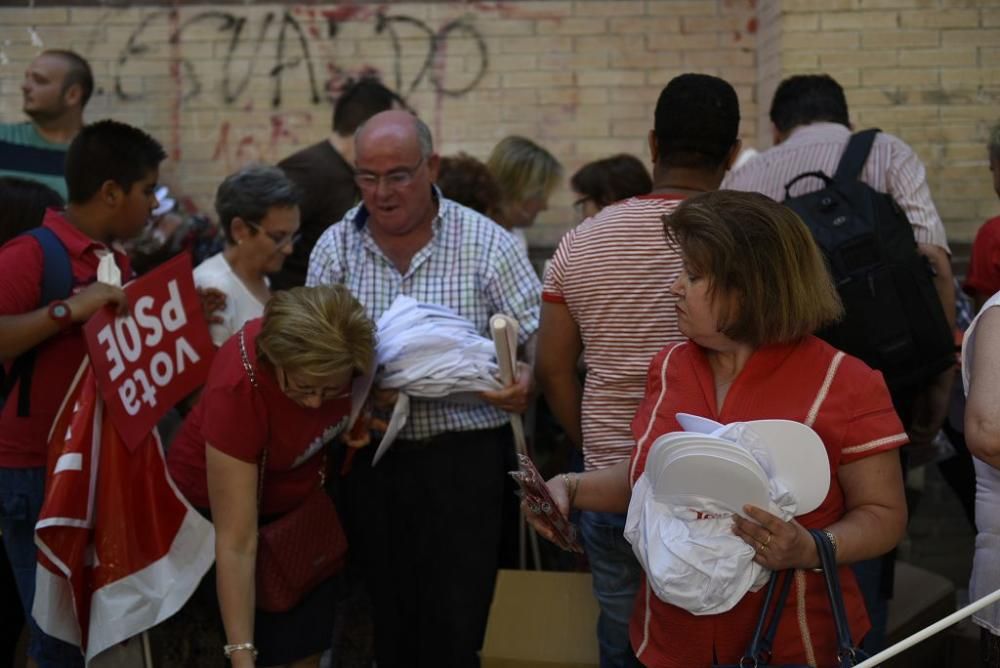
[354,157,424,192]
[278,367,352,402]
[245,220,301,249]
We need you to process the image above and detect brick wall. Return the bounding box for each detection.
[0,0,995,244]
[0,0,758,247]
[772,0,1000,242]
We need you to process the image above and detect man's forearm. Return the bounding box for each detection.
[538,371,583,448]
[918,242,956,330]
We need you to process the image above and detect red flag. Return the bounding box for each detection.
[33,361,214,661]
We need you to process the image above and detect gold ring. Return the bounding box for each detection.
[764,532,773,547]
[757,541,768,553]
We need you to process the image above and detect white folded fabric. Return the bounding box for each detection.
[625,423,799,615]
[371,296,504,463]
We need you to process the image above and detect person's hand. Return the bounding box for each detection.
[229,650,255,668]
[198,287,227,325]
[66,282,128,322]
[732,505,819,571]
[371,388,398,414]
[521,475,570,545]
[341,412,389,449]
[481,361,534,414]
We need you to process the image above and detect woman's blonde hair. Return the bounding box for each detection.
[487,136,563,206]
[257,285,375,380]
[663,190,844,347]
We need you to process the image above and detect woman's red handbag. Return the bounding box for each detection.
[254,475,348,613]
[239,329,349,613]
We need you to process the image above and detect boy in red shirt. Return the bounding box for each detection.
[0,119,165,667]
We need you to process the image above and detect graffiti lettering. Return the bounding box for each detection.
[115,9,489,109]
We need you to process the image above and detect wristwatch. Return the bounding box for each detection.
[48,300,73,330]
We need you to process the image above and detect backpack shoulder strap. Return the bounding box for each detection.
[25,226,73,306]
[1,227,73,417]
[833,128,880,184]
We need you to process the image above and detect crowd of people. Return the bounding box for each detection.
[0,46,998,668]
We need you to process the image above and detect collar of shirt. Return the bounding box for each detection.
[42,207,110,259]
[349,186,446,279]
[784,121,852,148]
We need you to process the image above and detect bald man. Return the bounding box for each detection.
[0,50,94,199]
[308,110,541,667]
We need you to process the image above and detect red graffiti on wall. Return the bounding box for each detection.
[211,112,314,172]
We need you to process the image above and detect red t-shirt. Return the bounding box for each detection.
[628,337,907,668]
[0,209,131,468]
[167,318,351,516]
[964,215,1000,299]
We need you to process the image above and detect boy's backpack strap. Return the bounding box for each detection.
[833,129,880,184]
[1,227,73,417]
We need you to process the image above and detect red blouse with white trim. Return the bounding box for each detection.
[627,336,906,668]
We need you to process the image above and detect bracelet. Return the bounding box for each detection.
[223,643,258,660]
[561,473,579,508]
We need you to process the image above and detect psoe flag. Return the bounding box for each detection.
[33,360,215,662]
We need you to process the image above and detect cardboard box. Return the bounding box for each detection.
[482,569,600,667]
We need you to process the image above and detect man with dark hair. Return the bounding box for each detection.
[273,77,405,290]
[724,73,955,653]
[0,50,95,199]
[725,73,955,434]
[536,73,741,668]
[0,119,164,667]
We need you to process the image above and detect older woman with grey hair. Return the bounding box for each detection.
[195,164,302,346]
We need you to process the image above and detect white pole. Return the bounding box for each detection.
[853,586,1000,668]
[141,630,154,668]
[491,317,543,571]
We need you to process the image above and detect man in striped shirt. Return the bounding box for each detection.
[307,110,540,667]
[724,75,955,448]
[0,51,93,200]
[723,73,956,653]
[536,74,742,668]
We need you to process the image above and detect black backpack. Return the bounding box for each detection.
[783,129,954,394]
[0,226,73,415]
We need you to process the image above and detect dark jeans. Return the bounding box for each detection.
[0,467,84,668]
[579,511,644,668]
[354,426,508,668]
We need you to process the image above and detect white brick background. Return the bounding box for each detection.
[0,0,996,245]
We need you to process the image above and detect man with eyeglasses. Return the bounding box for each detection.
[194,164,302,347]
[307,110,541,668]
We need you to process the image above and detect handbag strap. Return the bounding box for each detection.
[238,328,268,509]
[238,327,328,511]
[810,529,859,668]
[741,569,795,663]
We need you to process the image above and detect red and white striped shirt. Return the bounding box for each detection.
[723,122,949,251]
[542,194,686,471]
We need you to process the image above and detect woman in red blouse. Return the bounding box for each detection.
[528,191,908,667]
[167,284,375,668]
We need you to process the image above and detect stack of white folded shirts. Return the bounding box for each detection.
[369,296,504,464]
[375,296,502,397]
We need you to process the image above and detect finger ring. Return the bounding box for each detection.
[764,532,773,547]
[757,541,768,553]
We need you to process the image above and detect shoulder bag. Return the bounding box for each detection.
[714,529,870,668]
[239,328,348,613]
